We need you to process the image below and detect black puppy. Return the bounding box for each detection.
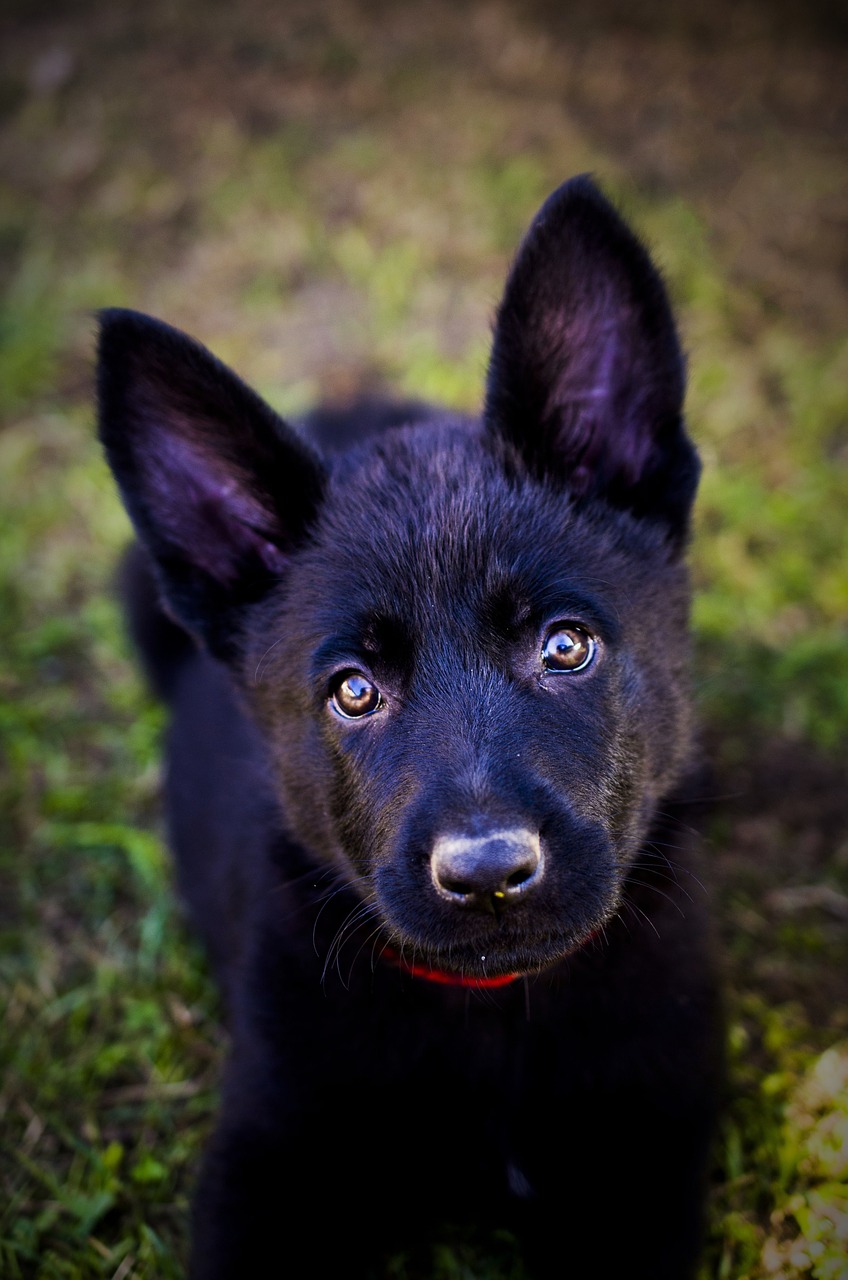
[98,176,722,1279]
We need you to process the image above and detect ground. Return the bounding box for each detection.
[0,1,846,1277]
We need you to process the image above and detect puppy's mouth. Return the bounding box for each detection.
[378,922,604,985]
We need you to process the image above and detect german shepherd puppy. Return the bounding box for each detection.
[97,176,722,1279]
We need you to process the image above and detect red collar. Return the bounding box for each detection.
[382,946,521,988]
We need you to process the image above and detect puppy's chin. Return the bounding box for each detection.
[382,916,611,980]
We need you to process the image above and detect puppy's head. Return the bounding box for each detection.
[98,177,699,979]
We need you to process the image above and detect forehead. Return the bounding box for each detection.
[287,422,655,649]
[321,428,536,601]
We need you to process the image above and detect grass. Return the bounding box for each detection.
[1,1,846,1276]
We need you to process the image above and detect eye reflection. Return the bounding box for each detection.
[541,626,595,673]
[331,672,382,719]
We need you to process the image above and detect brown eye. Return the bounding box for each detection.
[541,625,595,673]
[331,672,382,719]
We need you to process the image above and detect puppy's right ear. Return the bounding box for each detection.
[97,309,325,661]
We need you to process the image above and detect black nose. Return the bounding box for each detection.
[431,829,543,911]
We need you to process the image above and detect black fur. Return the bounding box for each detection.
[98,176,722,1279]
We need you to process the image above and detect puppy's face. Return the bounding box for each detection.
[246,427,695,978]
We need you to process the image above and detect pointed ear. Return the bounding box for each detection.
[97,309,325,660]
[485,176,699,542]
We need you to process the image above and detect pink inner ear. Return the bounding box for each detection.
[143,419,286,586]
[544,298,658,489]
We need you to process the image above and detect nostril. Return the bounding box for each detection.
[441,873,475,897]
[432,864,471,900]
[431,829,543,908]
[506,865,533,889]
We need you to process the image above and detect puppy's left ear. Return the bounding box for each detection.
[485,176,699,544]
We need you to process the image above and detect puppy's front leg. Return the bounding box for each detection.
[190,1107,382,1279]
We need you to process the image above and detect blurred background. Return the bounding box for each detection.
[1,1,846,1276]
